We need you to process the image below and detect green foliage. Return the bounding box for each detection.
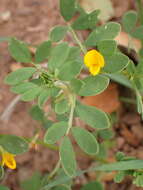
[97,40,117,57]
[35,41,51,63]
[0,135,28,155]
[48,42,70,71]
[76,102,110,129]
[0,185,10,190]
[8,38,32,63]
[72,127,99,155]
[21,172,42,190]
[78,75,109,96]
[131,25,143,40]
[58,60,82,81]
[44,122,68,144]
[85,22,121,46]
[104,53,129,73]
[60,137,77,177]
[29,105,45,121]
[0,167,4,180]
[60,0,76,21]
[50,26,68,42]
[3,1,143,189]
[72,10,100,30]
[55,99,69,114]
[122,11,137,33]
[5,67,36,85]
[80,181,104,190]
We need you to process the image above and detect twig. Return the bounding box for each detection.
[0,95,21,122]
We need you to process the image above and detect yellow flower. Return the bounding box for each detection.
[84,49,105,76]
[0,151,16,170]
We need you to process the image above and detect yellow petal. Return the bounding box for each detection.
[89,65,101,76]
[84,49,105,68]
[2,152,16,169]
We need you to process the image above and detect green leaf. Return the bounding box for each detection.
[80,181,104,190]
[0,135,28,154]
[72,10,99,30]
[114,171,126,183]
[58,60,82,81]
[35,41,51,63]
[98,129,114,140]
[5,67,36,85]
[44,122,68,144]
[60,136,77,177]
[8,38,32,63]
[48,43,70,71]
[104,53,129,73]
[70,79,84,93]
[60,0,76,21]
[0,167,4,180]
[67,46,80,61]
[75,102,110,129]
[38,89,51,107]
[0,185,10,190]
[21,172,42,190]
[85,22,121,46]
[50,26,68,42]
[97,40,117,57]
[21,86,42,102]
[78,75,109,96]
[29,105,45,121]
[72,127,99,155]
[11,82,37,94]
[94,160,143,171]
[133,173,143,187]
[55,100,69,114]
[131,25,143,40]
[105,73,132,89]
[122,11,137,33]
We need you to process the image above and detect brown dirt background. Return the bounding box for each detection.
[0,0,143,189]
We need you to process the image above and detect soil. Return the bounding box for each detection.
[0,0,143,190]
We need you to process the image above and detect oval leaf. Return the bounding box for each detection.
[5,67,36,85]
[38,89,51,107]
[48,43,70,71]
[58,60,82,81]
[35,41,51,63]
[75,102,110,129]
[78,75,109,96]
[11,82,37,94]
[50,26,68,42]
[21,87,42,102]
[8,38,32,63]
[97,40,117,57]
[131,25,143,40]
[60,136,77,176]
[72,127,99,155]
[60,0,76,21]
[104,53,129,73]
[85,22,121,46]
[122,11,137,33]
[44,122,68,144]
[0,135,29,154]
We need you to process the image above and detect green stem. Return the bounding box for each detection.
[47,159,61,180]
[66,94,76,135]
[119,96,136,104]
[136,0,143,25]
[68,25,87,54]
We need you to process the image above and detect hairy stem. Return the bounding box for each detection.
[66,94,76,135]
[68,25,87,54]
[47,159,61,180]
